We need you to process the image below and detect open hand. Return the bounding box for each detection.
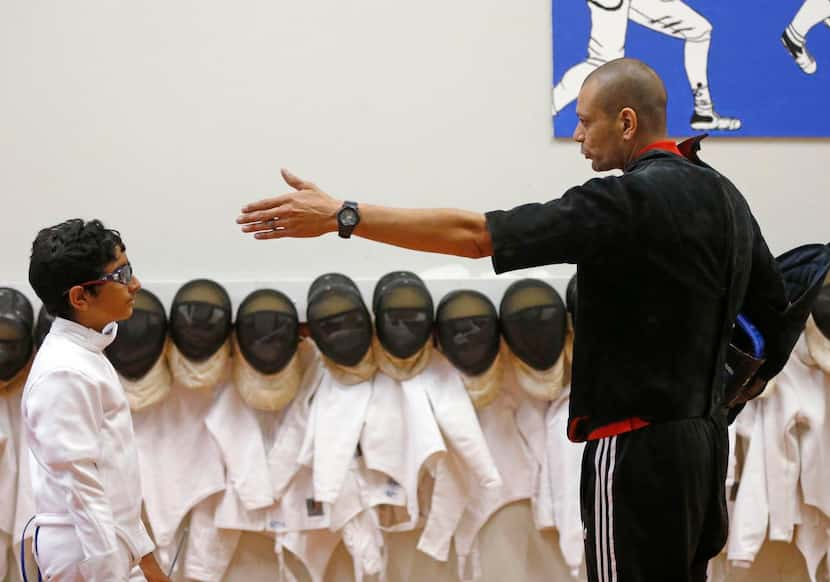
[237,169,341,240]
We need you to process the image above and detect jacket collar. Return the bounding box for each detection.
[50,317,118,353]
[624,135,709,173]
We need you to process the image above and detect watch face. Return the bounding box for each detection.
[340,208,358,226]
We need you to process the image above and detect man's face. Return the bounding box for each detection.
[572,80,625,172]
[85,248,142,324]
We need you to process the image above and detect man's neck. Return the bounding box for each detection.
[623,133,670,167]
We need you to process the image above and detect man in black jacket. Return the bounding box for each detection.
[236,58,790,581]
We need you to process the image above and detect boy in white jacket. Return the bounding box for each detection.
[21,219,169,582]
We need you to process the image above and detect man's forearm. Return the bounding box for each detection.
[238,170,495,257]
[351,204,492,258]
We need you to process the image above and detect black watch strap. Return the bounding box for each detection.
[337,200,360,239]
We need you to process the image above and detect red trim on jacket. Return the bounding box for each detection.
[568,416,651,442]
[586,417,651,440]
[637,140,682,158]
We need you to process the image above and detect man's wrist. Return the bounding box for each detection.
[329,199,343,233]
[335,200,361,238]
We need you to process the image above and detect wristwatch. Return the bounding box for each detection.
[337,200,360,239]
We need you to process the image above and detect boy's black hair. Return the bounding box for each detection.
[28,219,125,320]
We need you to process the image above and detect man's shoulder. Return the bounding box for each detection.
[618,152,740,203]
[627,151,721,179]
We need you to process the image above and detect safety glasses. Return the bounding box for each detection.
[64,263,133,295]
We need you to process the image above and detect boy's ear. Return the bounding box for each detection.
[67,287,90,312]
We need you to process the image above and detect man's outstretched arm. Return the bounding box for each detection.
[236,169,493,259]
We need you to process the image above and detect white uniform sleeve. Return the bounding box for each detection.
[727,400,769,566]
[0,397,16,539]
[423,356,501,489]
[417,450,468,561]
[23,370,129,581]
[0,396,13,580]
[761,365,801,542]
[205,387,273,511]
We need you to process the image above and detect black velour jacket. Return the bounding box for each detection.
[486,137,828,441]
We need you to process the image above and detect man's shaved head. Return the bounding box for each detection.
[584,58,668,135]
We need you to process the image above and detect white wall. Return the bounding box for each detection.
[1,0,828,310]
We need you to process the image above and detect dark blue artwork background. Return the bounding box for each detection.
[553,1,830,137]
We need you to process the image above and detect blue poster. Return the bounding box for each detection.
[552,0,830,137]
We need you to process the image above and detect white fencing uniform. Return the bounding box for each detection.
[270,458,383,582]
[177,380,277,581]
[422,352,501,491]
[544,386,585,577]
[762,353,804,544]
[312,367,374,504]
[12,392,36,581]
[0,380,20,580]
[207,384,275,522]
[504,352,564,532]
[132,375,226,556]
[453,385,537,582]
[360,344,446,532]
[268,344,325,502]
[22,319,154,581]
[418,352,501,562]
[794,501,830,582]
[790,331,830,522]
[183,492,242,582]
[727,399,768,567]
[358,372,412,524]
[268,348,384,582]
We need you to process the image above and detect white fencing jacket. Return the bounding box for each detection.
[21,318,154,581]
[132,371,226,551]
[10,381,37,581]
[727,399,767,567]
[359,362,446,532]
[785,337,830,523]
[544,386,585,577]
[417,352,501,562]
[453,385,537,582]
[311,368,374,504]
[0,382,19,580]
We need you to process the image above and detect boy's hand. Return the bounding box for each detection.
[139,553,172,582]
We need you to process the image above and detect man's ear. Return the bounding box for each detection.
[620,107,638,141]
[67,286,90,312]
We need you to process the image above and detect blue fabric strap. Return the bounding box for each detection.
[20,515,43,582]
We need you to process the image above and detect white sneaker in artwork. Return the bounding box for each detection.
[690,111,742,131]
[781,30,817,75]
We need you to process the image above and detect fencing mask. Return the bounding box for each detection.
[564,273,577,370]
[500,279,567,401]
[34,306,55,349]
[372,271,434,380]
[0,288,34,388]
[307,273,376,383]
[805,280,830,373]
[168,279,232,390]
[565,274,578,322]
[106,288,171,410]
[233,289,302,411]
[436,290,502,408]
[811,279,830,340]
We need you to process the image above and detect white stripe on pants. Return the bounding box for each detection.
[593,436,618,582]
